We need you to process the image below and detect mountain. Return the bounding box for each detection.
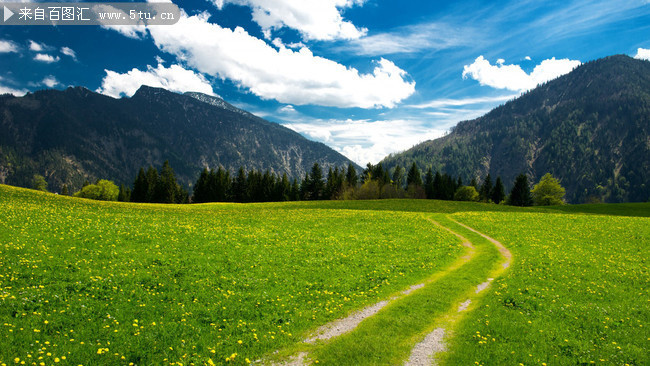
[0,85,357,192]
[382,55,650,203]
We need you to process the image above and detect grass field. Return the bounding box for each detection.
[1,184,648,365]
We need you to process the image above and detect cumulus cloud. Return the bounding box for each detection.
[97,63,215,98]
[0,40,18,53]
[634,48,650,61]
[34,53,60,63]
[283,118,445,164]
[42,76,60,88]
[278,105,297,113]
[146,11,414,108]
[462,56,581,92]
[0,77,28,96]
[212,0,367,41]
[28,40,45,52]
[61,47,77,60]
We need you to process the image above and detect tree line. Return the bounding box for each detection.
[48,160,565,206]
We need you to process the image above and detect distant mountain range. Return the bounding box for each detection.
[0,85,356,192]
[382,55,650,203]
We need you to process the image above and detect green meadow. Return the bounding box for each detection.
[0,184,648,365]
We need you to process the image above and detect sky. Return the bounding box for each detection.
[1,0,650,165]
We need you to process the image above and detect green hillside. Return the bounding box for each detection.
[0,185,648,365]
[382,55,650,204]
[0,86,356,193]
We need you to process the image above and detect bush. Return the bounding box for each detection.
[74,179,119,201]
[454,186,479,201]
[532,173,566,206]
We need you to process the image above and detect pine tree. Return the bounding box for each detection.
[424,168,434,199]
[470,177,478,189]
[433,171,443,199]
[392,165,404,189]
[232,167,247,202]
[307,163,324,200]
[479,174,493,202]
[491,176,506,204]
[406,162,422,187]
[145,166,159,202]
[508,174,532,206]
[193,168,210,203]
[61,184,69,196]
[155,160,180,203]
[276,173,291,201]
[290,179,300,201]
[131,168,148,202]
[346,163,358,187]
[118,184,131,202]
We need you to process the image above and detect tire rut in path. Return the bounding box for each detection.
[404,218,512,366]
[302,218,475,345]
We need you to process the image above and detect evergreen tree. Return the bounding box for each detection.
[479,174,493,202]
[392,165,404,188]
[424,168,435,199]
[432,171,443,199]
[193,168,210,203]
[145,166,159,202]
[290,179,300,201]
[306,163,324,200]
[470,177,478,189]
[154,160,180,203]
[346,163,358,187]
[491,176,506,204]
[232,167,247,202]
[276,173,291,201]
[61,184,69,196]
[131,168,148,202]
[508,174,532,206]
[456,176,463,189]
[215,167,230,202]
[118,184,131,202]
[406,162,422,187]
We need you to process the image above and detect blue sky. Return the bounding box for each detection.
[1,0,650,164]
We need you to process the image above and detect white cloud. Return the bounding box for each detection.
[408,94,518,109]
[28,40,44,52]
[278,105,297,113]
[283,118,445,164]
[496,58,505,65]
[634,48,650,61]
[0,80,28,96]
[345,22,474,56]
[34,53,60,63]
[462,56,581,92]
[42,76,59,88]
[213,0,367,41]
[96,63,215,98]
[146,11,414,108]
[102,24,148,39]
[61,47,77,60]
[524,56,532,61]
[0,40,18,53]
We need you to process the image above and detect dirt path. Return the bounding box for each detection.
[403,219,512,366]
[303,218,475,345]
[264,216,510,366]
